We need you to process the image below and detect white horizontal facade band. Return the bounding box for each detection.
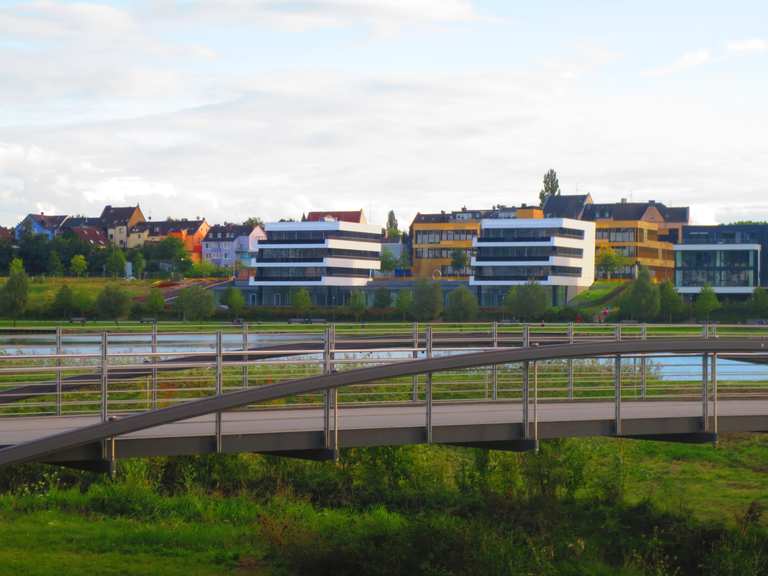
[247,258,380,269]
[264,220,382,235]
[471,256,585,268]
[674,244,762,252]
[248,276,371,287]
[677,286,756,294]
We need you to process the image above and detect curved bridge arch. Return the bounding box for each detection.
[1,338,767,468]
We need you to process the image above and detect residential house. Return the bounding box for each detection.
[15,213,70,240]
[129,219,209,262]
[202,223,266,269]
[69,226,109,249]
[99,205,145,249]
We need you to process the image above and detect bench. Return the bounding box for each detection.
[69,317,87,325]
[139,317,157,324]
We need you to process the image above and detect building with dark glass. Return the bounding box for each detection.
[675,224,768,296]
[469,216,595,306]
[239,211,382,307]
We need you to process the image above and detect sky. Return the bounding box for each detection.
[1,0,767,228]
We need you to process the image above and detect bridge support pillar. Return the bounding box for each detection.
[640,324,647,400]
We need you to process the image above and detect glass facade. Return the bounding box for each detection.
[480,227,585,242]
[674,249,758,288]
[475,246,582,261]
[414,230,476,244]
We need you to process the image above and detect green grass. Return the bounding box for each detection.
[0,509,267,575]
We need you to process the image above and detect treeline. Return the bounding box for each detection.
[0,232,229,279]
[615,267,768,323]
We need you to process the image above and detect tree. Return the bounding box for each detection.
[504,282,549,321]
[395,289,413,320]
[596,248,630,280]
[132,252,146,279]
[242,217,264,228]
[174,285,215,321]
[222,286,245,319]
[70,254,87,277]
[95,284,131,322]
[450,249,468,275]
[694,284,720,321]
[290,288,311,319]
[386,210,400,239]
[444,286,479,322]
[398,249,411,270]
[51,284,75,318]
[411,280,443,321]
[658,280,684,322]
[0,238,14,276]
[348,289,367,321]
[538,168,561,207]
[106,247,126,278]
[17,234,49,275]
[380,248,398,273]
[47,251,64,277]
[143,288,165,317]
[750,287,768,319]
[619,267,659,322]
[1,258,29,325]
[373,287,391,309]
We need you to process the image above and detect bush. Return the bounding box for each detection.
[95,284,131,321]
[444,286,479,321]
[174,285,215,321]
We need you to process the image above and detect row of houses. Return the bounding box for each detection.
[6,197,766,307]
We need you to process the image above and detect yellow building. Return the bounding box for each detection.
[594,220,675,281]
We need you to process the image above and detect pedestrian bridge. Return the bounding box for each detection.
[1,323,767,470]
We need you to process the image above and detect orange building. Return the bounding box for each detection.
[129,219,210,263]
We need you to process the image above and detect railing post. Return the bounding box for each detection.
[331,324,339,460]
[522,324,530,440]
[100,331,108,423]
[614,354,622,435]
[55,327,62,416]
[640,324,647,400]
[567,322,574,400]
[702,352,709,432]
[712,352,718,442]
[425,325,433,444]
[491,321,498,400]
[323,324,339,457]
[411,322,419,402]
[215,330,223,453]
[533,360,539,451]
[151,322,158,409]
[242,322,249,389]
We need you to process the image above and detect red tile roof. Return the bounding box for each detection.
[70,226,108,248]
[305,210,365,223]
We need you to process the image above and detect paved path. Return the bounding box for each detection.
[3,399,767,446]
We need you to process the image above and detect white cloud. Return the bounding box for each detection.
[727,38,768,55]
[644,49,712,76]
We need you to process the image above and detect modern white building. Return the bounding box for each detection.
[469,217,596,306]
[241,213,382,306]
[202,224,265,269]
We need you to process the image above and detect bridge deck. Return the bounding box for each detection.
[2,400,767,462]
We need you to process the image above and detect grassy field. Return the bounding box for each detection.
[0,435,766,575]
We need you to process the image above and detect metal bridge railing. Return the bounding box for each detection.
[1,323,767,453]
